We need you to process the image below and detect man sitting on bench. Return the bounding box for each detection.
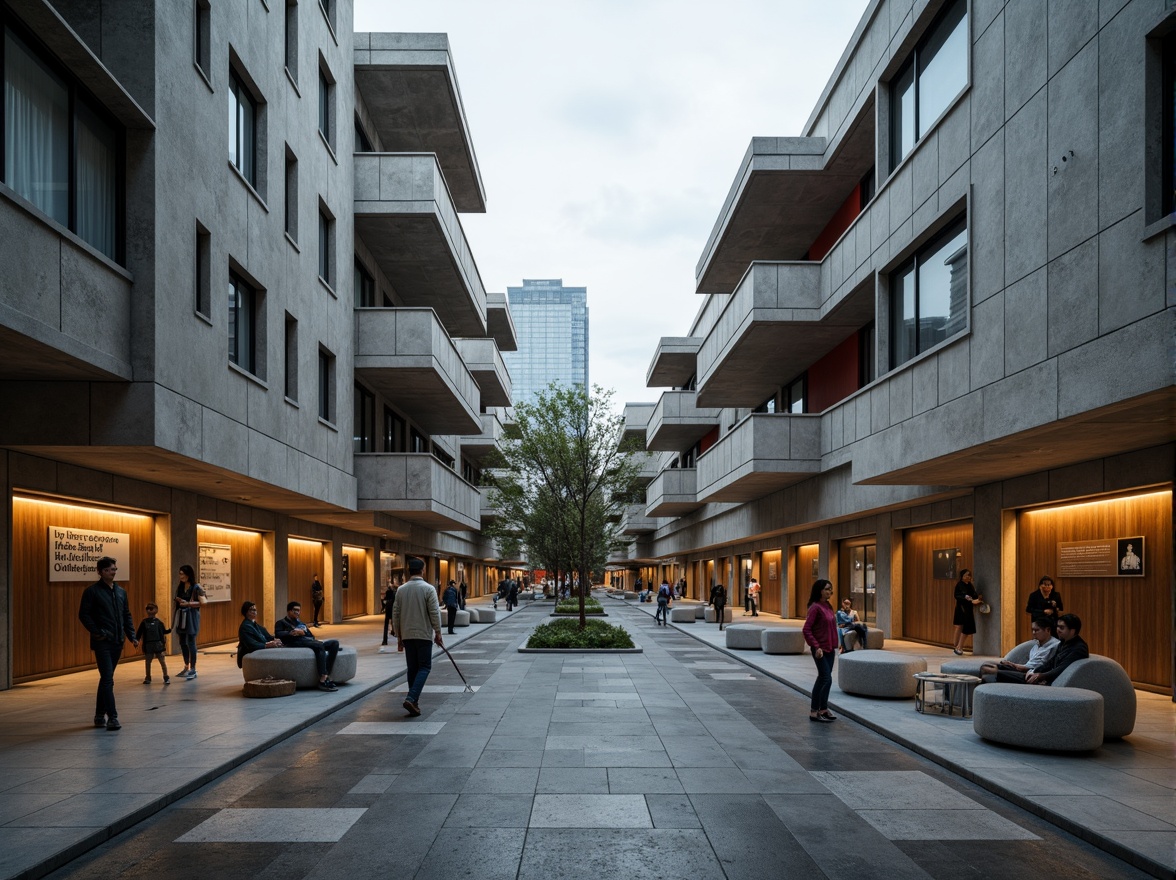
[275,601,340,691]
[995,613,1087,685]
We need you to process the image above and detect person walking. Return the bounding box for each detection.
[443,579,460,635]
[803,579,838,722]
[78,556,138,730]
[748,578,761,617]
[380,579,398,649]
[655,579,672,626]
[393,557,443,717]
[173,564,205,679]
[710,582,727,631]
[310,574,325,627]
[951,569,982,655]
[459,579,468,610]
[135,603,171,684]
[506,577,519,611]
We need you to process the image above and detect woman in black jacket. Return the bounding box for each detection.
[951,569,982,655]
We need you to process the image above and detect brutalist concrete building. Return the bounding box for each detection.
[0,0,516,688]
[619,0,1175,696]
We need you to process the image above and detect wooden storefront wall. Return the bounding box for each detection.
[12,497,156,682]
[760,550,782,616]
[342,546,369,618]
[194,525,264,647]
[793,544,819,618]
[1017,490,1171,692]
[288,538,325,619]
[901,522,974,646]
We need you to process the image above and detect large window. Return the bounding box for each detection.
[384,407,406,452]
[228,271,259,375]
[3,25,122,260]
[318,62,334,150]
[229,69,257,186]
[890,218,968,368]
[890,0,967,171]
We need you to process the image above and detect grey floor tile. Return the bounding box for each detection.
[416,826,526,880]
[607,767,684,794]
[644,794,701,828]
[676,768,756,794]
[529,794,651,828]
[462,767,539,794]
[517,828,723,879]
[175,807,367,842]
[477,749,543,768]
[536,767,609,793]
[857,808,1039,841]
[443,793,534,828]
[387,767,471,794]
[583,750,672,768]
[1028,795,1175,831]
[813,770,987,810]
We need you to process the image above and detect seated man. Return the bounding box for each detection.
[275,601,341,691]
[995,613,1088,685]
[980,617,1059,680]
[836,598,869,652]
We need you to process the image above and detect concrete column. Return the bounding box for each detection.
[973,482,1003,656]
[874,513,893,637]
[169,491,198,656]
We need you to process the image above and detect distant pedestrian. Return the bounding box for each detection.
[380,580,398,648]
[803,579,838,723]
[135,603,171,684]
[393,557,443,717]
[710,582,727,631]
[655,579,671,626]
[507,578,519,611]
[459,580,468,609]
[311,574,325,627]
[748,578,761,617]
[78,556,138,730]
[173,564,205,679]
[443,580,460,634]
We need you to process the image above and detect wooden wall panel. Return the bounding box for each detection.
[193,526,263,646]
[760,550,782,616]
[793,544,820,618]
[287,539,324,621]
[1016,491,1171,691]
[342,547,369,618]
[901,523,974,646]
[13,498,156,681]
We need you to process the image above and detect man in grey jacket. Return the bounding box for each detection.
[392,557,443,716]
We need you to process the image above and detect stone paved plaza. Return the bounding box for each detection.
[29,600,1159,880]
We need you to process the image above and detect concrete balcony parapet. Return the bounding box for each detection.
[696,413,821,503]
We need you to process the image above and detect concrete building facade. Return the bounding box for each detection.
[0,0,516,688]
[503,278,589,407]
[619,0,1175,696]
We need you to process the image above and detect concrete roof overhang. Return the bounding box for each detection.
[455,338,512,407]
[355,33,485,213]
[646,337,701,388]
[354,153,487,339]
[696,265,873,408]
[486,293,518,352]
[695,113,874,295]
[645,391,721,453]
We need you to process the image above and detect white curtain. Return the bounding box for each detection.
[75,102,117,258]
[4,29,69,225]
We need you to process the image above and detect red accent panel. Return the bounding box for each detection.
[698,426,719,455]
[807,184,862,262]
[808,333,860,413]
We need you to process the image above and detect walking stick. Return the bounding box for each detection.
[437,643,475,693]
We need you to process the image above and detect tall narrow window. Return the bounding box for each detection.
[284,313,298,400]
[354,259,375,307]
[194,0,211,79]
[1164,33,1176,215]
[354,384,375,452]
[318,0,336,32]
[228,271,258,375]
[317,62,334,149]
[784,375,806,414]
[284,1,298,82]
[384,408,405,452]
[410,426,428,453]
[354,116,373,152]
[284,147,298,240]
[318,204,334,287]
[317,347,335,422]
[889,0,966,171]
[858,322,876,387]
[229,69,257,185]
[890,218,968,368]
[195,222,211,317]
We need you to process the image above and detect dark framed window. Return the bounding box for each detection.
[410,426,428,453]
[753,393,777,414]
[194,0,211,79]
[229,69,257,185]
[318,205,334,286]
[1164,32,1176,215]
[354,259,375,307]
[284,1,298,82]
[783,375,806,414]
[354,383,375,452]
[317,347,335,422]
[2,22,124,261]
[317,63,334,148]
[890,0,966,171]
[354,115,373,152]
[318,0,336,32]
[384,407,405,452]
[284,313,298,400]
[228,271,258,374]
[195,221,211,317]
[858,321,876,387]
[890,218,968,368]
[284,146,297,239]
[433,446,454,469]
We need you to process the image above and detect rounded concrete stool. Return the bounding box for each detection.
[472,608,496,623]
[670,606,696,623]
[843,629,887,651]
[242,645,358,689]
[939,657,998,677]
[453,610,471,627]
[973,684,1103,751]
[725,624,764,649]
[704,607,733,624]
[837,651,926,698]
[761,628,806,654]
[623,592,638,601]
[695,605,707,620]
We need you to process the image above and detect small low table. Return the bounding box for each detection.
[913,672,982,717]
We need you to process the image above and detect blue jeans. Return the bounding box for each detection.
[810,648,836,712]
[93,641,123,720]
[403,639,433,704]
[177,631,198,668]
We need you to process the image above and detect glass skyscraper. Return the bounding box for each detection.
[503,279,589,407]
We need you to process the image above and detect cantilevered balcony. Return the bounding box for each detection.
[621,401,655,446]
[479,488,502,524]
[620,503,659,535]
[696,414,821,502]
[695,262,872,407]
[645,391,721,452]
[355,453,480,530]
[646,337,701,388]
[645,467,702,517]
[354,33,486,213]
[354,153,487,338]
[455,337,511,406]
[486,292,518,352]
[632,452,660,485]
[354,307,481,436]
[459,411,504,463]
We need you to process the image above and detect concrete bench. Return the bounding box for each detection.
[695,605,707,619]
[973,683,1104,751]
[670,606,697,623]
[837,651,926,698]
[842,628,886,651]
[241,645,357,689]
[452,610,470,627]
[704,607,733,624]
[725,624,764,650]
[761,628,806,654]
[469,608,495,623]
[941,640,1032,677]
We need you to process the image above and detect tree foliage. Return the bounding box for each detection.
[483,384,642,627]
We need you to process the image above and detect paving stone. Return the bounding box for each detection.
[529,794,652,828]
[175,807,366,842]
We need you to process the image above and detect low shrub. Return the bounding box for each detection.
[554,598,603,614]
[526,619,635,650]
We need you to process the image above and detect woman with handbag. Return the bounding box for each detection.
[174,564,206,679]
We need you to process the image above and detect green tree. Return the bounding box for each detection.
[484,384,641,627]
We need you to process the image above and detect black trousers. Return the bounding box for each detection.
[447,606,457,633]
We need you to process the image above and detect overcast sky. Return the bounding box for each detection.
[355,0,871,410]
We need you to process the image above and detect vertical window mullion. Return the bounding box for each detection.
[67,87,76,235]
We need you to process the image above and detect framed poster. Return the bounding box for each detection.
[1117,537,1144,577]
[49,527,130,582]
[933,548,959,580]
[197,543,232,603]
[1058,537,1145,578]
